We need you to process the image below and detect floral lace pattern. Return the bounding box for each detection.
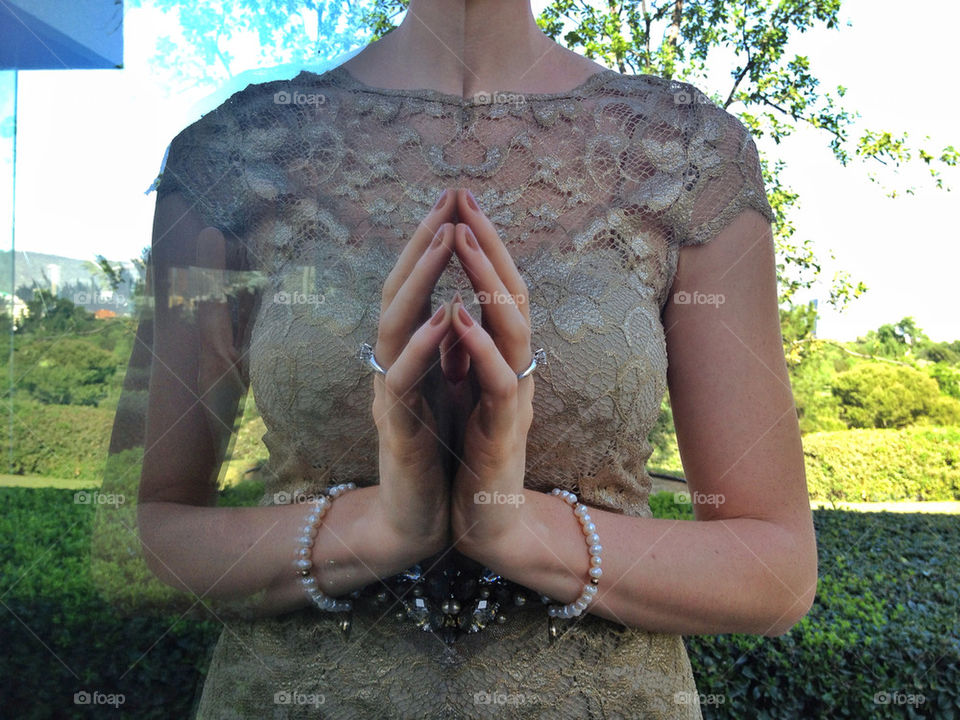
[143,62,775,719]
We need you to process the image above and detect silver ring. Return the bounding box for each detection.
[358,342,387,375]
[516,347,546,380]
[358,342,545,380]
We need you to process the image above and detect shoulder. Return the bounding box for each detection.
[597,70,743,137]
[167,67,346,152]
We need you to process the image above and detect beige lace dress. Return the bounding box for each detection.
[149,62,774,719]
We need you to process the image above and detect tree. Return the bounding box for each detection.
[127,0,369,87]
[15,295,99,336]
[830,363,960,429]
[853,316,933,360]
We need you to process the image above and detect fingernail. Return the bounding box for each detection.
[457,302,473,326]
[431,224,446,248]
[433,189,448,210]
[429,303,446,325]
[465,189,479,212]
[463,225,479,250]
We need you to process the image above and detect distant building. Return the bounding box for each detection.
[94,309,117,320]
[45,263,61,295]
[0,292,29,323]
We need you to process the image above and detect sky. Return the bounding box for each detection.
[1,0,957,342]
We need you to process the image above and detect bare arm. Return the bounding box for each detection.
[460,209,818,636]
[136,192,449,617]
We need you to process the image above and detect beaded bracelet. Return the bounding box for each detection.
[546,488,602,619]
[293,482,357,612]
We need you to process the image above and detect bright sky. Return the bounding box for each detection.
[1,0,957,341]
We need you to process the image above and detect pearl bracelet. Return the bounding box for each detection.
[546,488,601,619]
[293,482,357,612]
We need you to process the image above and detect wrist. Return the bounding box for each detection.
[371,484,450,559]
[451,489,533,571]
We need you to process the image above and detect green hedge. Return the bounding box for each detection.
[803,426,960,502]
[4,398,114,481]
[1,487,957,718]
[685,507,959,719]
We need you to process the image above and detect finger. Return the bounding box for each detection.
[449,299,518,439]
[376,222,454,367]
[439,290,470,383]
[453,223,531,372]
[376,300,453,440]
[455,188,530,323]
[381,188,457,310]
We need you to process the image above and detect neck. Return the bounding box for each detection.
[381,0,560,95]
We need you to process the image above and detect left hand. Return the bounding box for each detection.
[446,189,536,563]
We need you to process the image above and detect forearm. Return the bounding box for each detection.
[138,485,445,616]
[466,489,817,637]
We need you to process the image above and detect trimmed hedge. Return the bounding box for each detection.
[685,507,959,719]
[5,398,114,481]
[0,487,957,718]
[803,426,960,502]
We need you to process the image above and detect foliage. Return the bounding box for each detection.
[783,338,850,434]
[127,0,370,88]
[219,394,269,486]
[13,295,100,336]
[11,338,117,407]
[928,364,960,400]
[684,507,960,719]
[853,316,929,360]
[0,398,114,480]
[830,363,960,429]
[647,396,682,473]
[803,426,960,503]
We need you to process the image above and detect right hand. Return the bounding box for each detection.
[371,189,459,549]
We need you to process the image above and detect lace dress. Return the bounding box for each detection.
[141,63,774,719]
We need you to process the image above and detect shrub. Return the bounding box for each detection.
[803,426,960,502]
[13,337,117,406]
[830,363,952,429]
[6,398,113,480]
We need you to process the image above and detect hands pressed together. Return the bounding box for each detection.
[370,188,536,565]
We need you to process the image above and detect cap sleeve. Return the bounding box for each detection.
[154,88,277,238]
[672,83,775,247]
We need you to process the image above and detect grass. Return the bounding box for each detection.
[0,474,98,489]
